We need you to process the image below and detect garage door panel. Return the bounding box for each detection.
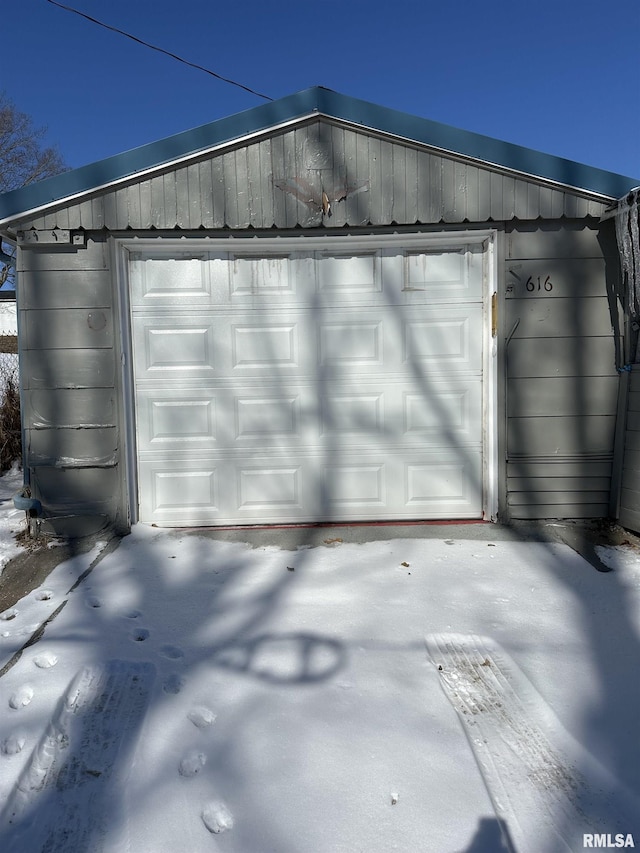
[237,465,302,511]
[144,397,216,445]
[404,247,484,299]
[404,307,483,369]
[134,307,484,382]
[139,458,307,523]
[320,393,384,436]
[132,316,218,377]
[133,313,310,379]
[130,243,487,525]
[230,254,293,298]
[231,322,299,369]
[129,254,213,304]
[318,309,483,377]
[319,320,382,368]
[137,382,481,450]
[138,395,304,450]
[138,447,483,524]
[130,247,484,308]
[236,395,300,440]
[319,451,482,518]
[318,252,380,296]
[405,456,482,512]
[322,463,386,508]
[403,383,481,438]
[146,467,219,520]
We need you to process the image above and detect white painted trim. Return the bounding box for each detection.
[482,233,499,521]
[113,241,139,526]
[122,229,495,255]
[116,230,499,525]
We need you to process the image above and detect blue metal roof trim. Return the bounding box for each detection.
[0,89,319,224]
[316,88,639,199]
[1,86,638,225]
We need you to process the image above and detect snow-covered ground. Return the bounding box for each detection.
[0,465,28,575]
[0,468,639,852]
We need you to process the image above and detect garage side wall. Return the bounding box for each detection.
[618,366,640,531]
[504,223,619,519]
[17,237,123,536]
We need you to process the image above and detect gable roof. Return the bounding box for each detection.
[1,86,638,228]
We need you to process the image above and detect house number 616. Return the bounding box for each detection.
[525,275,553,292]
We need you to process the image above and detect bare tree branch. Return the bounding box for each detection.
[0,91,67,287]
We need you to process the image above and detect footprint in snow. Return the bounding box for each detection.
[124,609,142,620]
[1,732,26,755]
[9,686,34,710]
[86,596,102,609]
[0,608,18,621]
[130,628,150,642]
[35,590,53,602]
[202,801,234,834]
[160,645,184,660]
[188,706,217,729]
[163,674,183,695]
[179,750,206,777]
[33,652,58,669]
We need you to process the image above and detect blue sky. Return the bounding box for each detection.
[2,0,640,180]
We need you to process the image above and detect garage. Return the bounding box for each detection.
[128,236,491,526]
[1,87,632,536]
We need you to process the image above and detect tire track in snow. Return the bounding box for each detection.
[0,660,155,853]
[426,633,640,853]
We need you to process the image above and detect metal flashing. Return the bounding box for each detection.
[1,87,638,228]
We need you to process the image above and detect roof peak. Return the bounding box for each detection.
[1,87,638,226]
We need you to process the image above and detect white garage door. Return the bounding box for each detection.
[128,238,488,526]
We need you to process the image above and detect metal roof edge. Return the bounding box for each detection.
[315,89,639,201]
[0,114,315,230]
[0,89,324,227]
[1,86,638,227]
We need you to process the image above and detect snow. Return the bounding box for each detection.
[0,467,639,851]
[0,465,27,576]
[0,303,17,337]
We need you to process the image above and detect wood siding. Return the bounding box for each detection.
[504,225,619,519]
[16,120,607,234]
[18,237,123,535]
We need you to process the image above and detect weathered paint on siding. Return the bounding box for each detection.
[18,237,123,535]
[504,224,619,519]
[15,120,607,235]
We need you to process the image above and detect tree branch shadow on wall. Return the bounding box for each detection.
[505,220,640,848]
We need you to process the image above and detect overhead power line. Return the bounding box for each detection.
[45,0,273,102]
